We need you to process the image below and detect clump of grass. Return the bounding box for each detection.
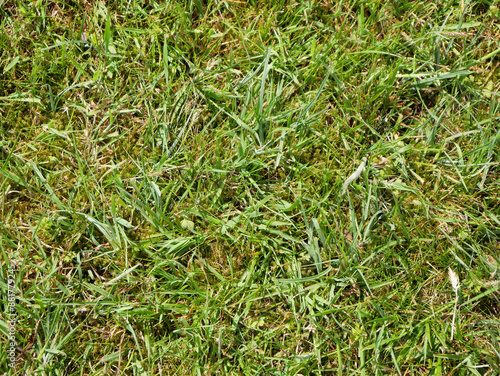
[1,0,500,374]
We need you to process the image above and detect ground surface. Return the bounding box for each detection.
[1,0,500,375]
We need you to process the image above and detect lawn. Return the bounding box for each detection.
[1,0,500,374]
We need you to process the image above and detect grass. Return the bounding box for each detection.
[1,0,500,374]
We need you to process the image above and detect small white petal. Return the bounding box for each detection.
[448,267,460,292]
